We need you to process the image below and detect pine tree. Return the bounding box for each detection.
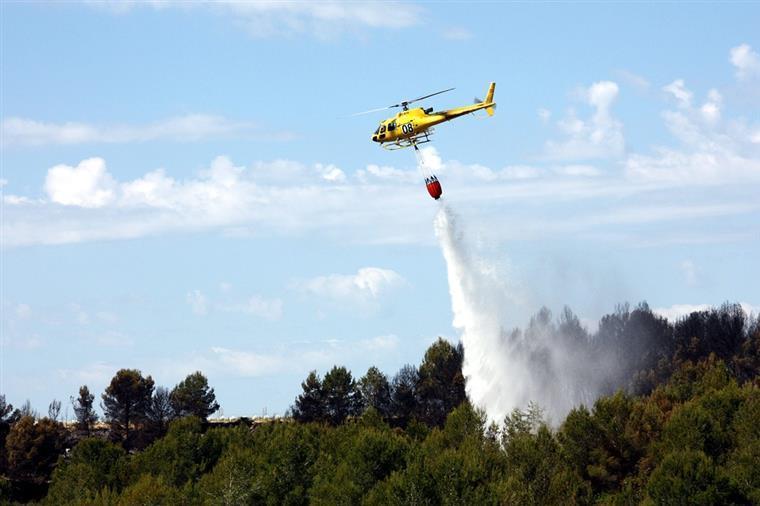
[72,385,98,433]
[169,372,219,421]
[101,369,154,446]
[292,371,325,423]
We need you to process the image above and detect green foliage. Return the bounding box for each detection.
[416,339,466,427]
[5,416,65,481]
[101,369,155,447]
[292,370,325,423]
[11,304,760,505]
[310,420,409,505]
[390,364,419,428]
[321,366,362,426]
[358,367,392,418]
[131,416,223,488]
[46,438,127,504]
[170,371,220,421]
[116,474,183,505]
[645,450,735,505]
[71,385,98,433]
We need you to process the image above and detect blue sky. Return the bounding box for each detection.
[1,1,759,417]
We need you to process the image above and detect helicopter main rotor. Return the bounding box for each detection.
[351,87,455,116]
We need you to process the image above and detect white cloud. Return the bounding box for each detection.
[615,69,650,91]
[626,69,760,186]
[1,114,275,147]
[45,158,116,208]
[498,165,544,180]
[654,302,760,321]
[730,43,760,80]
[88,1,422,38]
[553,165,601,177]
[442,27,472,40]
[210,347,285,377]
[240,296,283,321]
[315,163,346,183]
[537,108,552,123]
[700,89,722,124]
[187,290,208,316]
[361,334,399,351]
[544,81,624,160]
[663,79,693,108]
[653,303,711,321]
[680,259,698,286]
[297,267,406,302]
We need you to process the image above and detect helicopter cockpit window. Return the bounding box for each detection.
[388,121,396,131]
[380,125,386,133]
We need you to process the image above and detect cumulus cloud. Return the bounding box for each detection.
[297,267,406,303]
[544,81,625,160]
[626,81,760,184]
[45,158,116,208]
[1,114,275,147]
[663,79,693,108]
[730,43,760,80]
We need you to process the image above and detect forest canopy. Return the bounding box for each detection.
[1,302,758,505]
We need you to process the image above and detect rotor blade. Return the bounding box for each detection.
[347,105,399,117]
[405,87,455,105]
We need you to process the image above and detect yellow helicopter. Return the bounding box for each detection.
[360,82,496,150]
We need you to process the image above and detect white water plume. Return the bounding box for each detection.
[435,204,610,424]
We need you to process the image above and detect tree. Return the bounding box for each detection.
[322,366,361,425]
[416,338,467,426]
[132,416,224,487]
[71,385,98,433]
[18,399,37,419]
[46,438,128,504]
[48,399,61,421]
[292,370,325,423]
[5,415,65,481]
[146,386,175,438]
[390,364,419,427]
[169,371,219,421]
[0,395,21,474]
[101,369,154,446]
[358,366,392,418]
[646,450,736,505]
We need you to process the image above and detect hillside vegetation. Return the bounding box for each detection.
[1,302,758,505]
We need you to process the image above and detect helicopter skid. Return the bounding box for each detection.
[381,130,434,150]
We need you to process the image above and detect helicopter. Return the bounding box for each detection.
[356,82,496,200]
[360,82,496,150]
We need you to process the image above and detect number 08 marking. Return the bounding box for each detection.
[402,123,414,134]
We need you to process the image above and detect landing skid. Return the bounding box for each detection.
[381,129,434,150]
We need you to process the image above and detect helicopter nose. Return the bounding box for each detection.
[372,135,378,142]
